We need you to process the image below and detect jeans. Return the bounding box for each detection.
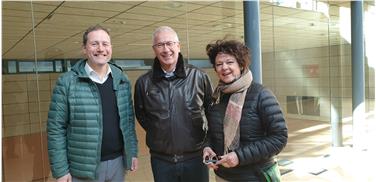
[151,156,209,182]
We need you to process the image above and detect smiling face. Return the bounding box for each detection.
[152,30,180,72]
[82,29,112,67]
[214,53,242,84]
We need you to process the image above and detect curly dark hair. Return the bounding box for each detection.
[206,39,251,69]
[83,25,110,46]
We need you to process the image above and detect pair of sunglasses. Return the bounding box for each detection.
[203,156,220,164]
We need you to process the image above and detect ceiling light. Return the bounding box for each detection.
[213,23,233,30]
[167,2,182,8]
[224,23,233,28]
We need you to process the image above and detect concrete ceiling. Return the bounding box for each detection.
[2,1,363,60]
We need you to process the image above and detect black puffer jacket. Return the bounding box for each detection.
[134,53,213,155]
[207,81,288,181]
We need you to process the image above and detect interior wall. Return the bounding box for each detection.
[262,44,353,121]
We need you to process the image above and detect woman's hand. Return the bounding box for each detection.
[217,152,239,168]
[203,147,216,158]
[202,147,219,169]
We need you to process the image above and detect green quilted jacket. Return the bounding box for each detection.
[47,60,138,179]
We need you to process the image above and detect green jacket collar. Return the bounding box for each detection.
[72,59,128,90]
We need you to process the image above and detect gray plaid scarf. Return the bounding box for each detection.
[212,69,253,154]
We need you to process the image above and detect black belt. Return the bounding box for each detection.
[150,150,202,163]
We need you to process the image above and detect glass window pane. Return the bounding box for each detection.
[19,62,35,72]
[114,60,145,68]
[37,61,54,72]
[188,60,212,68]
[55,60,63,72]
[7,61,17,73]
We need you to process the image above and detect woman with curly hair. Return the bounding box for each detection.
[203,39,288,182]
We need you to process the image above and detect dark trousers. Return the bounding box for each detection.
[151,156,209,182]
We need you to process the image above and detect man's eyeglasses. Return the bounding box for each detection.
[152,41,178,49]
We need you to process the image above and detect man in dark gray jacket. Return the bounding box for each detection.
[47,25,138,182]
[134,26,213,182]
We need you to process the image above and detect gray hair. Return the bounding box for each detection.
[152,26,179,44]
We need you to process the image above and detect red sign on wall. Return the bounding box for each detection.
[303,64,319,77]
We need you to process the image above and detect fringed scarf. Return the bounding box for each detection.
[212,69,253,154]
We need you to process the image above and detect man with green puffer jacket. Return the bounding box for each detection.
[47,25,138,182]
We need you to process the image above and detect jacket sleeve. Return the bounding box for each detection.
[134,78,148,130]
[203,72,214,116]
[123,79,138,169]
[202,72,213,147]
[235,88,288,166]
[47,75,70,179]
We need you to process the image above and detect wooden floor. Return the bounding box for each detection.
[4,116,376,182]
[278,117,376,182]
[122,117,376,182]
